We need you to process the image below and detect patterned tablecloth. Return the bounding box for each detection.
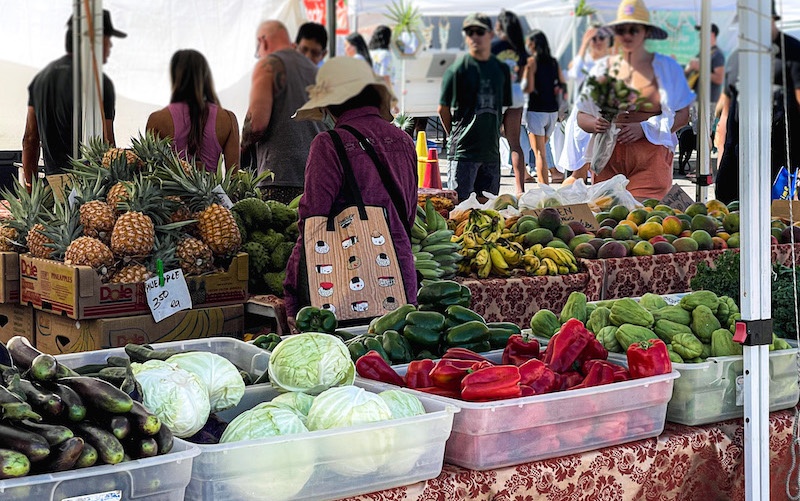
[581,243,800,300]
[456,271,603,327]
[344,408,800,501]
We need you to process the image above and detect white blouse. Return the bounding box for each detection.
[577,53,695,151]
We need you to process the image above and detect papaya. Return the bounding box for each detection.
[652,305,691,326]
[609,298,654,328]
[529,309,561,339]
[639,293,668,312]
[614,324,659,351]
[653,319,694,344]
[586,306,612,334]
[559,292,588,324]
[690,305,722,342]
[679,290,720,314]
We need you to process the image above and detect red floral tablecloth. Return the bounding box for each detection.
[582,243,800,300]
[343,408,799,501]
[418,188,459,205]
[457,272,603,327]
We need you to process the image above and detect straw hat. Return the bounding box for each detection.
[606,0,668,40]
[294,57,396,122]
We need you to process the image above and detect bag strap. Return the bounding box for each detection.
[338,124,412,238]
[327,129,368,230]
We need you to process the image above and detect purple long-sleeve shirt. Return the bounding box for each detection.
[283,106,418,317]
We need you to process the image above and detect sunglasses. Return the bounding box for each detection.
[591,35,607,42]
[464,28,488,37]
[614,25,642,36]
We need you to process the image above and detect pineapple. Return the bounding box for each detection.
[158,157,242,256]
[102,148,141,169]
[33,199,81,262]
[0,225,18,252]
[26,223,53,259]
[110,263,150,284]
[65,236,114,278]
[176,236,214,275]
[111,175,171,258]
[110,232,180,284]
[1,177,54,251]
[73,174,116,245]
[78,136,111,165]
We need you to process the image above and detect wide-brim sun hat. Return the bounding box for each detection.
[294,57,396,122]
[606,0,668,40]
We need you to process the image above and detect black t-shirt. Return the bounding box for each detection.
[528,57,560,113]
[491,38,528,83]
[28,54,115,175]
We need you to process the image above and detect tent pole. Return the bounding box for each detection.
[738,0,773,499]
[327,0,336,57]
[80,0,104,145]
[696,0,711,202]
[72,0,81,161]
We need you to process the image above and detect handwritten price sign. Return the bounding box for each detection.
[145,269,192,322]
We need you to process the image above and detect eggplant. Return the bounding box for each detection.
[0,341,12,367]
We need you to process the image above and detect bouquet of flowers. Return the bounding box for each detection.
[582,65,648,174]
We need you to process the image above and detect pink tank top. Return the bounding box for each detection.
[168,102,223,172]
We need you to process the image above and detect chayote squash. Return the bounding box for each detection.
[596,326,622,353]
[529,309,561,339]
[559,292,588,324]
[652,305,692,326]
[714,300,731,326]
[667,347,685,364]
[586,303,597,317]
[639,293,668,312]
[671,332,704,360]
[609,298,654,328]
[773,335,792,351]
[586,306,612,334]
[690,305,721,342]
[679,290,720,314]
[711,328,743,357]
[653,319,694,344]
[614,324,659,351]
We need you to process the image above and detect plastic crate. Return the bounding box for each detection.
[0,438,199,501]
[607,348,800,426]
[372,351,677,470]
[182,382,457,501]
[56,337,271,380]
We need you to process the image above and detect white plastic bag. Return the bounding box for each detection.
[518,184,564,210]
[557,179,590,205]
[588,124,619,175]
[586,174,641,211]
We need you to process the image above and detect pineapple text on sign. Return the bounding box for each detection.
[145,269,192,323]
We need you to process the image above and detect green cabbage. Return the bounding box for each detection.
[306,386,394,476]
[219,404,314,500]
[268,333,354,394]
[378,390,426,419]
[132,360,210,438]
[271,392,315,417]
[166,352,245,412]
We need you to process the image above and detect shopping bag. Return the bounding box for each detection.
[588,124,619,175]
[772,166,798,200]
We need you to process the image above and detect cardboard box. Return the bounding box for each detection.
[0,302,34,344]
[35,304,244,355]
[0,251,20,303]
[20,253,248,320]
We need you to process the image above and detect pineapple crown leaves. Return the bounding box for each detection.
[155,154,223,213]
[78,136,111,164]
[116,174,173,225]
[216,167,273,203]
[40,198,83,261]
[1,177,55,245]
[130,131,175,170]
[145,231,181,273]
[386,0,421,31]
[70,172,107,206]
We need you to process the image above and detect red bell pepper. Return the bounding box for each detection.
[546,318,590,373]
[416,386,461,399]
[580,359,627,379]
[519,384,535,397]
[405,359,435,389]
[442,347,492,363]
[460,365,522,402]
[517,358,559,394]
[575,332,609,365]
[501,334,540,366]
[560,370,584,390]
[355,350,406,387]
[571,363,616,389]
[627,339,673,379]
[429,359,492,391]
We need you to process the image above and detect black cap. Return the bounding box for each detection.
[67,9,127,38]
[694,23,719,36]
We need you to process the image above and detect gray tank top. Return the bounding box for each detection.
[256,48,325,187]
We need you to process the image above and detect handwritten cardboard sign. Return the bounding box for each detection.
[145,269,192,323]
[522,204,598,232]
[660,184,695,212]
[771,199,800,221]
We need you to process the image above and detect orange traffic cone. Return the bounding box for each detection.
[423,148,442,189]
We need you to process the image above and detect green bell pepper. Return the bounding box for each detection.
[363,337,390,363]
[403,311,446,349]
[444,320,490,346]
[252,333,282,352]
[444,305,485,329]
[295,306,338,333]
[417,280,462,306]
[671,332,704,360]
[486,322,522,349]
[377,330,413,364]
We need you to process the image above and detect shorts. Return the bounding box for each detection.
[447,160,500,202]
[526,111,558,137]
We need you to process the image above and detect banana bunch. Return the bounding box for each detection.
[527,244,579,276]
[411,199,462,283]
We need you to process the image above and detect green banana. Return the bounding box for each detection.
[420,229,453,247]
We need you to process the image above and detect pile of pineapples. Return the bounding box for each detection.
[0,133,256,284]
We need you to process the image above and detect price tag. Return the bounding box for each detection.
[660,184,694,212]
[145,269,192,323]
[63,490,122,501]
[212,185,234,209]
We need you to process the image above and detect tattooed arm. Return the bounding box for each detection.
[241,54,287,150]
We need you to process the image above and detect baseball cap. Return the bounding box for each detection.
[67,9,127,38]
[694,23,719,36]
[462,13,492,32]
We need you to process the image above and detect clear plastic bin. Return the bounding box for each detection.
[0,437,199,500]
[182,382,457,501]
[373,351,677,470]
[56,337,271,380]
